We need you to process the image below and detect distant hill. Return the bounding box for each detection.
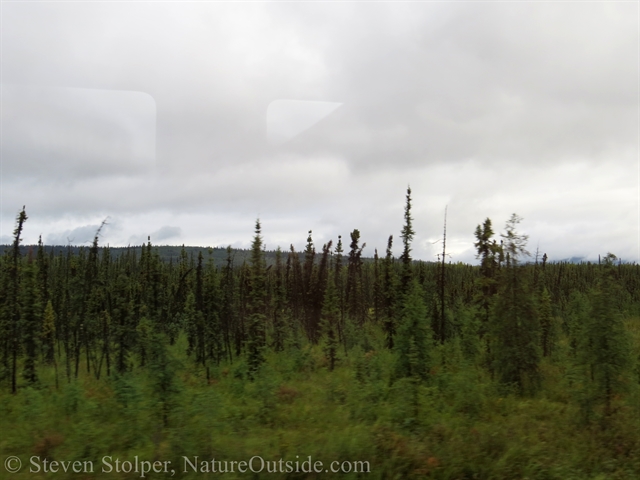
[0,244,280,266]
[0,244,390,267]
[3,245,628,267]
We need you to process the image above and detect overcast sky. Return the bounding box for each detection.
[1,2,638,264]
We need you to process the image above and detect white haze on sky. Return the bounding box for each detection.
[1,2,638,264]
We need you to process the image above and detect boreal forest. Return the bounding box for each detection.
[1,188,639,479]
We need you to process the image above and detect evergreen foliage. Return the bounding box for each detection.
[246,220,267,379]
[538,286,555,358]
[490,263,541,395]
[473,217,500,335]
[0,198,639,478]
[271,247,288,352]
[399,186,415,294]
[320,271,340,371]
[41,300,56,365]
[578,253,633,421]
[489,215,541,395]
[346,229,365,326]
[20,255,41,386]
[395,279,431,381]
[382,235,398,349]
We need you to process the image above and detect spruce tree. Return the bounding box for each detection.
[399,186,415,294]
[302,231,317,341]
[346,229,365,326]
[7,207,27,393]
[372,249,382,324]
[334,236,346,352]
[383,235,398,349]
[246,220,267,378]
[473,218,500,335]
[36,235,49,307]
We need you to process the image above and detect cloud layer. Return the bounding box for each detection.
[1,2,637,263]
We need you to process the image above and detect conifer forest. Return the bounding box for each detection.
[1,188,640,479]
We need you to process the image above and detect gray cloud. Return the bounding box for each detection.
[1,2,637,262]
[154,226,181,242]
[45,223,106,246]
[129,225,181,245]
[1,85,156,179]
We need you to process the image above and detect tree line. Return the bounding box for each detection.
[1,189,638,424]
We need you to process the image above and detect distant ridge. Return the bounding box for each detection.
[0,244,434,266]
[0,244,271,266]
[1,245,632,266]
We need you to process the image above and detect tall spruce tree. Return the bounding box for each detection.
[302,231,317,341]
[399,186,415,295]
[36,236,49,308]
[246,220,267,378]
[7,207,27,393]
[346,229,365,326]
[383,235,398,349]
[334,236,347,351]
[473,218,500,336]
[392,187,430,379]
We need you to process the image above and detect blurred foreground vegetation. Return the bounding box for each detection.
[2,324,640,479]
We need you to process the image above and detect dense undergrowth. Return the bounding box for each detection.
[2,319,639,480]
